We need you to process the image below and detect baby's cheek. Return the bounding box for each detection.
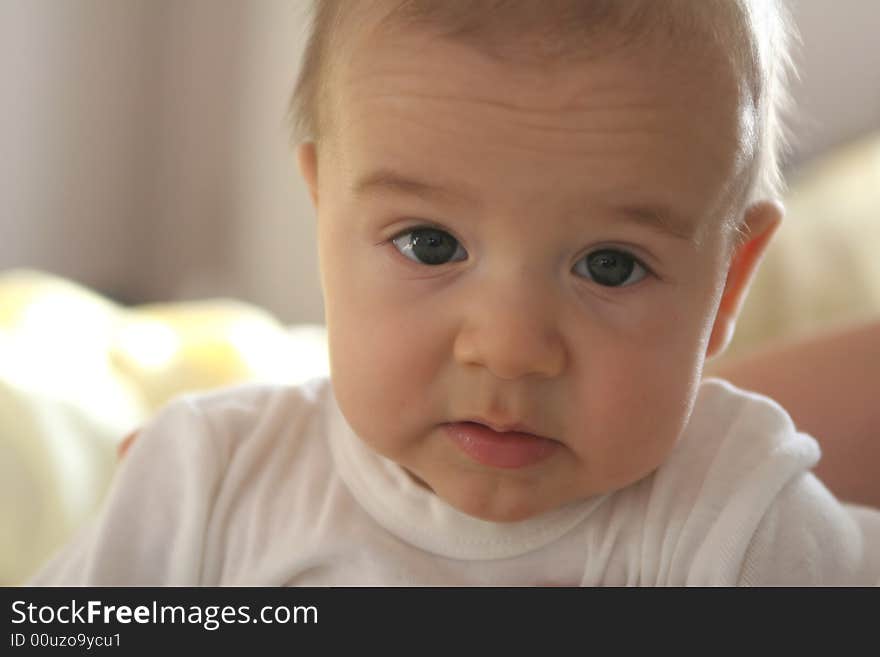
[330,316,424,427]
[574,351,691,480]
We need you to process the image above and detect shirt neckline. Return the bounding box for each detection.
[323,381,606,561]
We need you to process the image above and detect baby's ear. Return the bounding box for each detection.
[706,200,783,358]
[297,142,319,207]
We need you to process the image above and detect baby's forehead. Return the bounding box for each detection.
[293,0,792,222]
[328,0,758,144]
[335,5,750,135]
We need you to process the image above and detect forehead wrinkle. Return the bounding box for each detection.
[342,30,737,151]
[342,34,675,121]
[352,94,667,145]
[345,72,684,153]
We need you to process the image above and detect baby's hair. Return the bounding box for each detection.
[288,0,797,205]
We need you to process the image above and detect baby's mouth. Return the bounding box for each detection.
[443,420,559,469]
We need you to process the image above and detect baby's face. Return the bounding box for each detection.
[301,19,770,521]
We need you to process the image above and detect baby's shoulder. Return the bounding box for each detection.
[647,378,822,536]
[132,376,334,469]
[180,376,331,431]
[635,379,829,584]
[676,377,820,471]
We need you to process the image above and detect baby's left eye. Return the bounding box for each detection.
[573,249,647,287]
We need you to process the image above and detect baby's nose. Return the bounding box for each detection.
[453,281,566,380]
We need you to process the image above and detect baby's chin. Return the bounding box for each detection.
[423,460,666,523]
[422,471,579,524]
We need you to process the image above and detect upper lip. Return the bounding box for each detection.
[459,417,544,437]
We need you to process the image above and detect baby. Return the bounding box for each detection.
[31,0,880,585]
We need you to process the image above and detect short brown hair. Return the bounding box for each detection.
[288,0,796,204]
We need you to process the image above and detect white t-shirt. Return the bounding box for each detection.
[29,377,880,586]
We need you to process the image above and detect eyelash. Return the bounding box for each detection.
[389,225,652,288]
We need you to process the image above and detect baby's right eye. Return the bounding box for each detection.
[392,227,468,266]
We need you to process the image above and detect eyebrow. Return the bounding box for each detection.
[612,205,702,244]
[353,169,481,206]
[353,168,700,244]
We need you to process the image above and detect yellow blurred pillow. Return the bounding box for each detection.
[0,269,327,583]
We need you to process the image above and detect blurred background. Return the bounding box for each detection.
[0,0,321,321]
[1,0,879,325]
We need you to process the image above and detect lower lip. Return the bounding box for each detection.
[443,422,559,469]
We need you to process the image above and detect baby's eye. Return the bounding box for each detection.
[573,249,647,287]
[392,227,468,266]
